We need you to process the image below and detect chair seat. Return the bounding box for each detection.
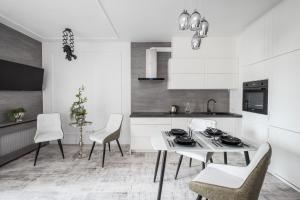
[34,131,63,143]
[176,151,207,163]
[192,165,245,189]
[89,130,110,144]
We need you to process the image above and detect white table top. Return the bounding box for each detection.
[160,131,257,153]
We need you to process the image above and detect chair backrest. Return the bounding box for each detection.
[188,119,216,132]
[105,114,123,133]
[237,143,272,199]
[37,113,62,133]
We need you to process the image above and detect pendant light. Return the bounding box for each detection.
[178,10,190,30]
[191,31,201,50]
[200,18,209,37]
[189,10,202,31]
[178,0,209,50]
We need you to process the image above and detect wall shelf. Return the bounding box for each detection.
[138,78,165,80]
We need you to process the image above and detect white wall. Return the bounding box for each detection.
[42,41,131,145]
[232,0,300,190]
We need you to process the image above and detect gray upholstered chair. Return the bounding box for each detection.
[189,142,272,200]
[88,114,123,167]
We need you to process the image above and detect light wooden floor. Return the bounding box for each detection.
[0,144,299,200]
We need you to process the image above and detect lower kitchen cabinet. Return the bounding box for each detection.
[130,117,241,152]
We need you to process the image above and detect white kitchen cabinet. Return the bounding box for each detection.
[168,58,238,89]
[205,74,238,89]
[130,118,171,152]
[168,74,205,89]
[172,37,236,59]
[168,58,205,74]
[268,127,300,189]
[239,1,300,67]
[270,0,300,57]
[206,58,238,74]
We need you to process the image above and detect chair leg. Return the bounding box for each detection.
[196,195,202,200]
[108,142,111,151]
[175,155,183,180]
[189,158,192,167]
[202,162,205,169]
[88,142,96,160]
[57,139,64,159]
[34,143,41,166]
[153,150,161,182]
[224,152,228,164]
[210,158,213,163]
[116,139,123,157]
[102,143,106,168]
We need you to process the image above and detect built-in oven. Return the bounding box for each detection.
[243,79,268,115]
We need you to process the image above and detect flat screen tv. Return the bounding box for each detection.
[0,59,44,91]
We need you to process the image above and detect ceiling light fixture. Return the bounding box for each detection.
[178,1,209,50]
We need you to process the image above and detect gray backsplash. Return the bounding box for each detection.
[131,42,230,113]
[0,23,42,122]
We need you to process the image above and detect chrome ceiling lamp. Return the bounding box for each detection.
[189,10,202,31]
[178,0,209,50]
[178,9,190,30]
[191,31,201,50]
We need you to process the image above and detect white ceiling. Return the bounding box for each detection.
[0,0,281,42]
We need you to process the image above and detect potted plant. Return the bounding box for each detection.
[70,85,88,125]
[8,107,26,122]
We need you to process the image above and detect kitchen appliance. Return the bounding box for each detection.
[137,47,171,80]
[170,105,179,114]
[243,79,268,115]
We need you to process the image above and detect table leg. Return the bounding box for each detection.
[157,150,167,200]
[153,150,161,182]
[244,151,250,165]
[224,152,228,164]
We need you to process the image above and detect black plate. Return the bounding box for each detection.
[220,135,242,146]
[170,129,187,136]
[204,128,223,136]
[174,136,196,146]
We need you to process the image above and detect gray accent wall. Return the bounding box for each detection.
[0,23,42,122]
[131,42,230,113]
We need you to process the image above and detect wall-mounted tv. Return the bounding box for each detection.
[0,59,44,91]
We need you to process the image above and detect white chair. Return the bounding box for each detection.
[151,136,167,182]
[88,114,123,167]
[175,119,216,179]
[190,143,272,200]
[34,113,64,166]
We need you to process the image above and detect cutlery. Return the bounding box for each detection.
[216,140,223,147]
[242,143,249,147]
[171,141,175,147]
[167,140,172,148]
[211,140,219,147]
[196,141,203,148]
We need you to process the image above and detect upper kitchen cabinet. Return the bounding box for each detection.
[270,0,300,57]
[172,37,236,58]
[239,0,300,66]
[168,37,238,89]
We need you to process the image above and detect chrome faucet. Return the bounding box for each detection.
[207,99,217,113]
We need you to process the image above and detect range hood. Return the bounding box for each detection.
[138,47,171,80]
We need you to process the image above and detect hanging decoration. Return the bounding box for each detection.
[178,7,209,50]
[62,28,77,61]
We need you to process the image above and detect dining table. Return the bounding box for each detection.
[153,130,257,200]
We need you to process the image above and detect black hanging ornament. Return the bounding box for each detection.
[62,28,77,61]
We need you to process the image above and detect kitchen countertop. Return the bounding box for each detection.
[130,112,242,118]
